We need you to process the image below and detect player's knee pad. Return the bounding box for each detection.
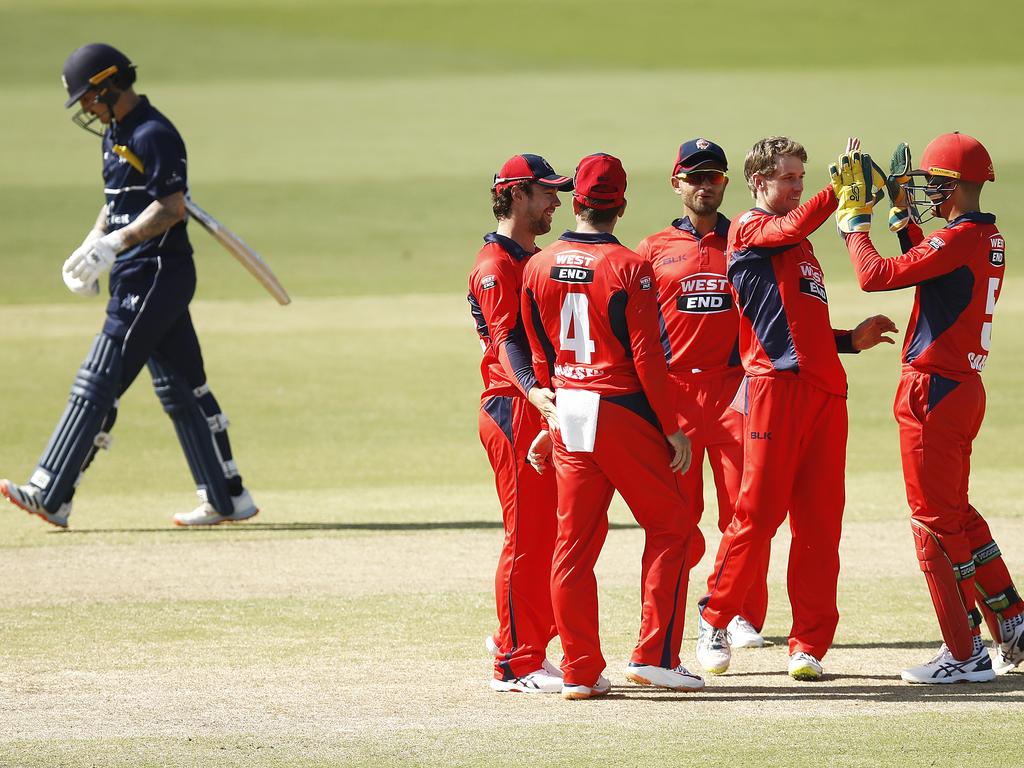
[31,334,121,512]
[148,358,233,515]
[911,519,979,659]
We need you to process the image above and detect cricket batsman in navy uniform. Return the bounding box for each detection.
[836,133,1024,683]
[1,43,258,528]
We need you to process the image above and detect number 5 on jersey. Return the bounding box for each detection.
[560,293,596,364]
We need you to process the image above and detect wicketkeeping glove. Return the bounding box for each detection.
[829,151,878,235]
[886,142,912,231]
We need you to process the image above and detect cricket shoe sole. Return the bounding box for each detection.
[625,663,705,691]
[788,652,824,681]
[490,668,563,694]
[562,675,611,700]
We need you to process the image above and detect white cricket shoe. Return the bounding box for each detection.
[173,488,259,527]
[696,611,731,674]
[625,662,705,691]
[788,651,824,681]
[562,674,611,700]
[0,480,71,529]
[729,615,767,648]
[901,643,995,684]
[993,614,1024,674]
[490,668,563,694]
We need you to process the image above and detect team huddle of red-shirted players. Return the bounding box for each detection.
[467,132,1024,699]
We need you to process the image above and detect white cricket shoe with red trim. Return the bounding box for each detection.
[1,480,71,529]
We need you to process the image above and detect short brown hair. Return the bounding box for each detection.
[576,204,619,226]
[491,181,535,220]
[743,136,807,199]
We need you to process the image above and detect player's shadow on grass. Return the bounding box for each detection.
[762,636,940,651]
[615,674,1024,703]
[58,521,641,534]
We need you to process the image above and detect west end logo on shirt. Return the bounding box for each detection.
[798,261,828,304]
[990,236,1005,267]
[675,272,732,313]
[550,250,596,284]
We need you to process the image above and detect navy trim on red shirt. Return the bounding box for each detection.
[946,212,996,227]
[483,232,536,262]
[558,231,620,245]
[671,213,730,240]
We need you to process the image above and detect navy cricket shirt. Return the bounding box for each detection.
[101,95,193,262]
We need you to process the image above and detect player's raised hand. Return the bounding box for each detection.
[526,429,553,474]
[830,151,876,235]
[886,142,913,231]
[527,385,559,430]
[666,430,692,475]
[852,315,899,350]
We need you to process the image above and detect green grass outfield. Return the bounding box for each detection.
[1,1,1023,765]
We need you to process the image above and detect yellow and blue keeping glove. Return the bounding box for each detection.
[829,151,880,235]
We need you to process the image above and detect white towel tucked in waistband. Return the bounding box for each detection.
[556,388,600,453]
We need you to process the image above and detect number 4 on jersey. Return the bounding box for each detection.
[560,293,596,364]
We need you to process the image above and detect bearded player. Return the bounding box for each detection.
[468,154,572,693]
[836,133,1023,683]
[697,137,897,681]
[636,138,770,665]
[521,153,701,699]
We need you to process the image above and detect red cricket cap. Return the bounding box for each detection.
[919,132,995,183]
[492,154,573,192]
[573,153,627,210]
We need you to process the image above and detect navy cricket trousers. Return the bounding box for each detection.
[102,255,208,393]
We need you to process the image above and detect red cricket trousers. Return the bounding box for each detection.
[551,397,695,687]
[671,370,770,629]
[895,370,1023,639]
[479,394,558,679]
[703,376,847,658]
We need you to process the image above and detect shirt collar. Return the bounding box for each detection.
[558,230,620,245]
[946,211,996,227]
[671,213,730,239]
[483,232,536,261]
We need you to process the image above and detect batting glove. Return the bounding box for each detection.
[61,230,102,296]
[64,230,127,286]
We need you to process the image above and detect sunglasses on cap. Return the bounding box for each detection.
[675,170,727,185]
[491,174,535,189]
